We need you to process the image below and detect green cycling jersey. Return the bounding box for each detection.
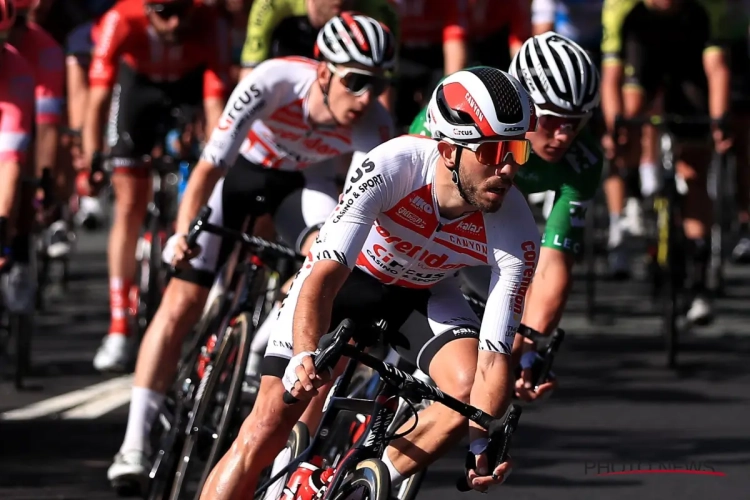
[409,106,603,255]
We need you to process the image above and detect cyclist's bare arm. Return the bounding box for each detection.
[600,62,624,132]
[202,97,224,141]
[520,247,574,336]
[292,260,351,353]
[81,85,111,168]
[0,159,21,220]
[704,48,730,122]
[176,62,281,235]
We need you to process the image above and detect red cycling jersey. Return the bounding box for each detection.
[468,0,530,47]
[9,22,65,126]
[0,45,35,163]
[89,1,229,99]
[395,0,469,47]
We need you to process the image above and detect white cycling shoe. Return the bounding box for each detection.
[686,295,714,326]
[93,334,132,373]
[108,450,151,496]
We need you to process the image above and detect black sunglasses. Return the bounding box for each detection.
[147,1,193,19]
[327,63,389,96]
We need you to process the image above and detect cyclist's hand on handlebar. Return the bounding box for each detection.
[465,445,513,493]
[282,351,332,402]
[515,350,557,402]
[170,233,202,269]
[712,128,732,155]
[515,372,556,402]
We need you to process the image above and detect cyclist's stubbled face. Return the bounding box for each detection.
[322,63,383,127]
[528,115,580,163]
[453,142,521,213]
[146,3,194,43]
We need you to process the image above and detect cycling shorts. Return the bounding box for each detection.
[262,267,481,377]
[66,21,94,66]
[165,157,338,287]
[622,33,709,138]
[106,64,203,169]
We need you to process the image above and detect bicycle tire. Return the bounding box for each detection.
[147,295,226,500]
[12,313,32,390]
[168,320,238,499]
[195,312,253,495]
[329,459,391,500]
[260,422,311,500]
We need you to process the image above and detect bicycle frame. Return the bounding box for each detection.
[256,334,514,499]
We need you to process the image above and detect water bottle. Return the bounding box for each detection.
[177,161,190,203]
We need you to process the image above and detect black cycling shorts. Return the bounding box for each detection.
[107,63,203,168]
[262,267,481,377]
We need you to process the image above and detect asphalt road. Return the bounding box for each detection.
[1,228,749,500]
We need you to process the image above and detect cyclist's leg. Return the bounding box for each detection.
[669,78,714,323]
[380,278,483,486]
[246,166,339,378]
[94,68,164,372]
[604,32,658,276]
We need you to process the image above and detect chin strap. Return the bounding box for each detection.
[449,147,472,204]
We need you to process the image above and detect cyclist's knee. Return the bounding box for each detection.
[237,377,304,465]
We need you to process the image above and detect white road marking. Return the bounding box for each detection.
[0,375,133,420]
[61,385,132,419]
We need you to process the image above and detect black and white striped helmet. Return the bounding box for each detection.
[316,12,396,70]
[510,31,600,114]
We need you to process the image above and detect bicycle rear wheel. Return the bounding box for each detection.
[329,459,391,500]
[259,422,311,500]
[168,316,243,499]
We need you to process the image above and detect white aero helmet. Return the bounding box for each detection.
[427,67,537,143]
[315,12,396,70]
[510,31,600,115]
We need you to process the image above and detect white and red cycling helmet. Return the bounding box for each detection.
[427,67,537,143]
[0,0,16,31]
[316,12,396,70]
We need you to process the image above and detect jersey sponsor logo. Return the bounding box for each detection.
[371,224,465,271]
[464,92,485,123]
[511,240,537,320]
[355,174,385,195]
[569,200,588,228]
[222,85,262,126]
[383,185,438,236]
[565,140,599,173]
[549,234,581,254]
[434,212,488,262]
[332,196,355,223]
[349,158,376,185]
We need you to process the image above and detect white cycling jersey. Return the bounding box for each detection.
[200,56,393,172]
[293,135,540,353]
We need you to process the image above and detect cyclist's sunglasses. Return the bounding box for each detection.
[449,138,532,166]
[146,1,193,19]
[537,108,592,133]
[327,63,389,97]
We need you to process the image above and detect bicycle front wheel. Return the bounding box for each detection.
[329,459,391,500]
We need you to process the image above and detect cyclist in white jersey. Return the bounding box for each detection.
[200,67,540,497]
[106,13,395,493]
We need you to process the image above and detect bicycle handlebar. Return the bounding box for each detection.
[282,319,522,493]
[185,205,305,263]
